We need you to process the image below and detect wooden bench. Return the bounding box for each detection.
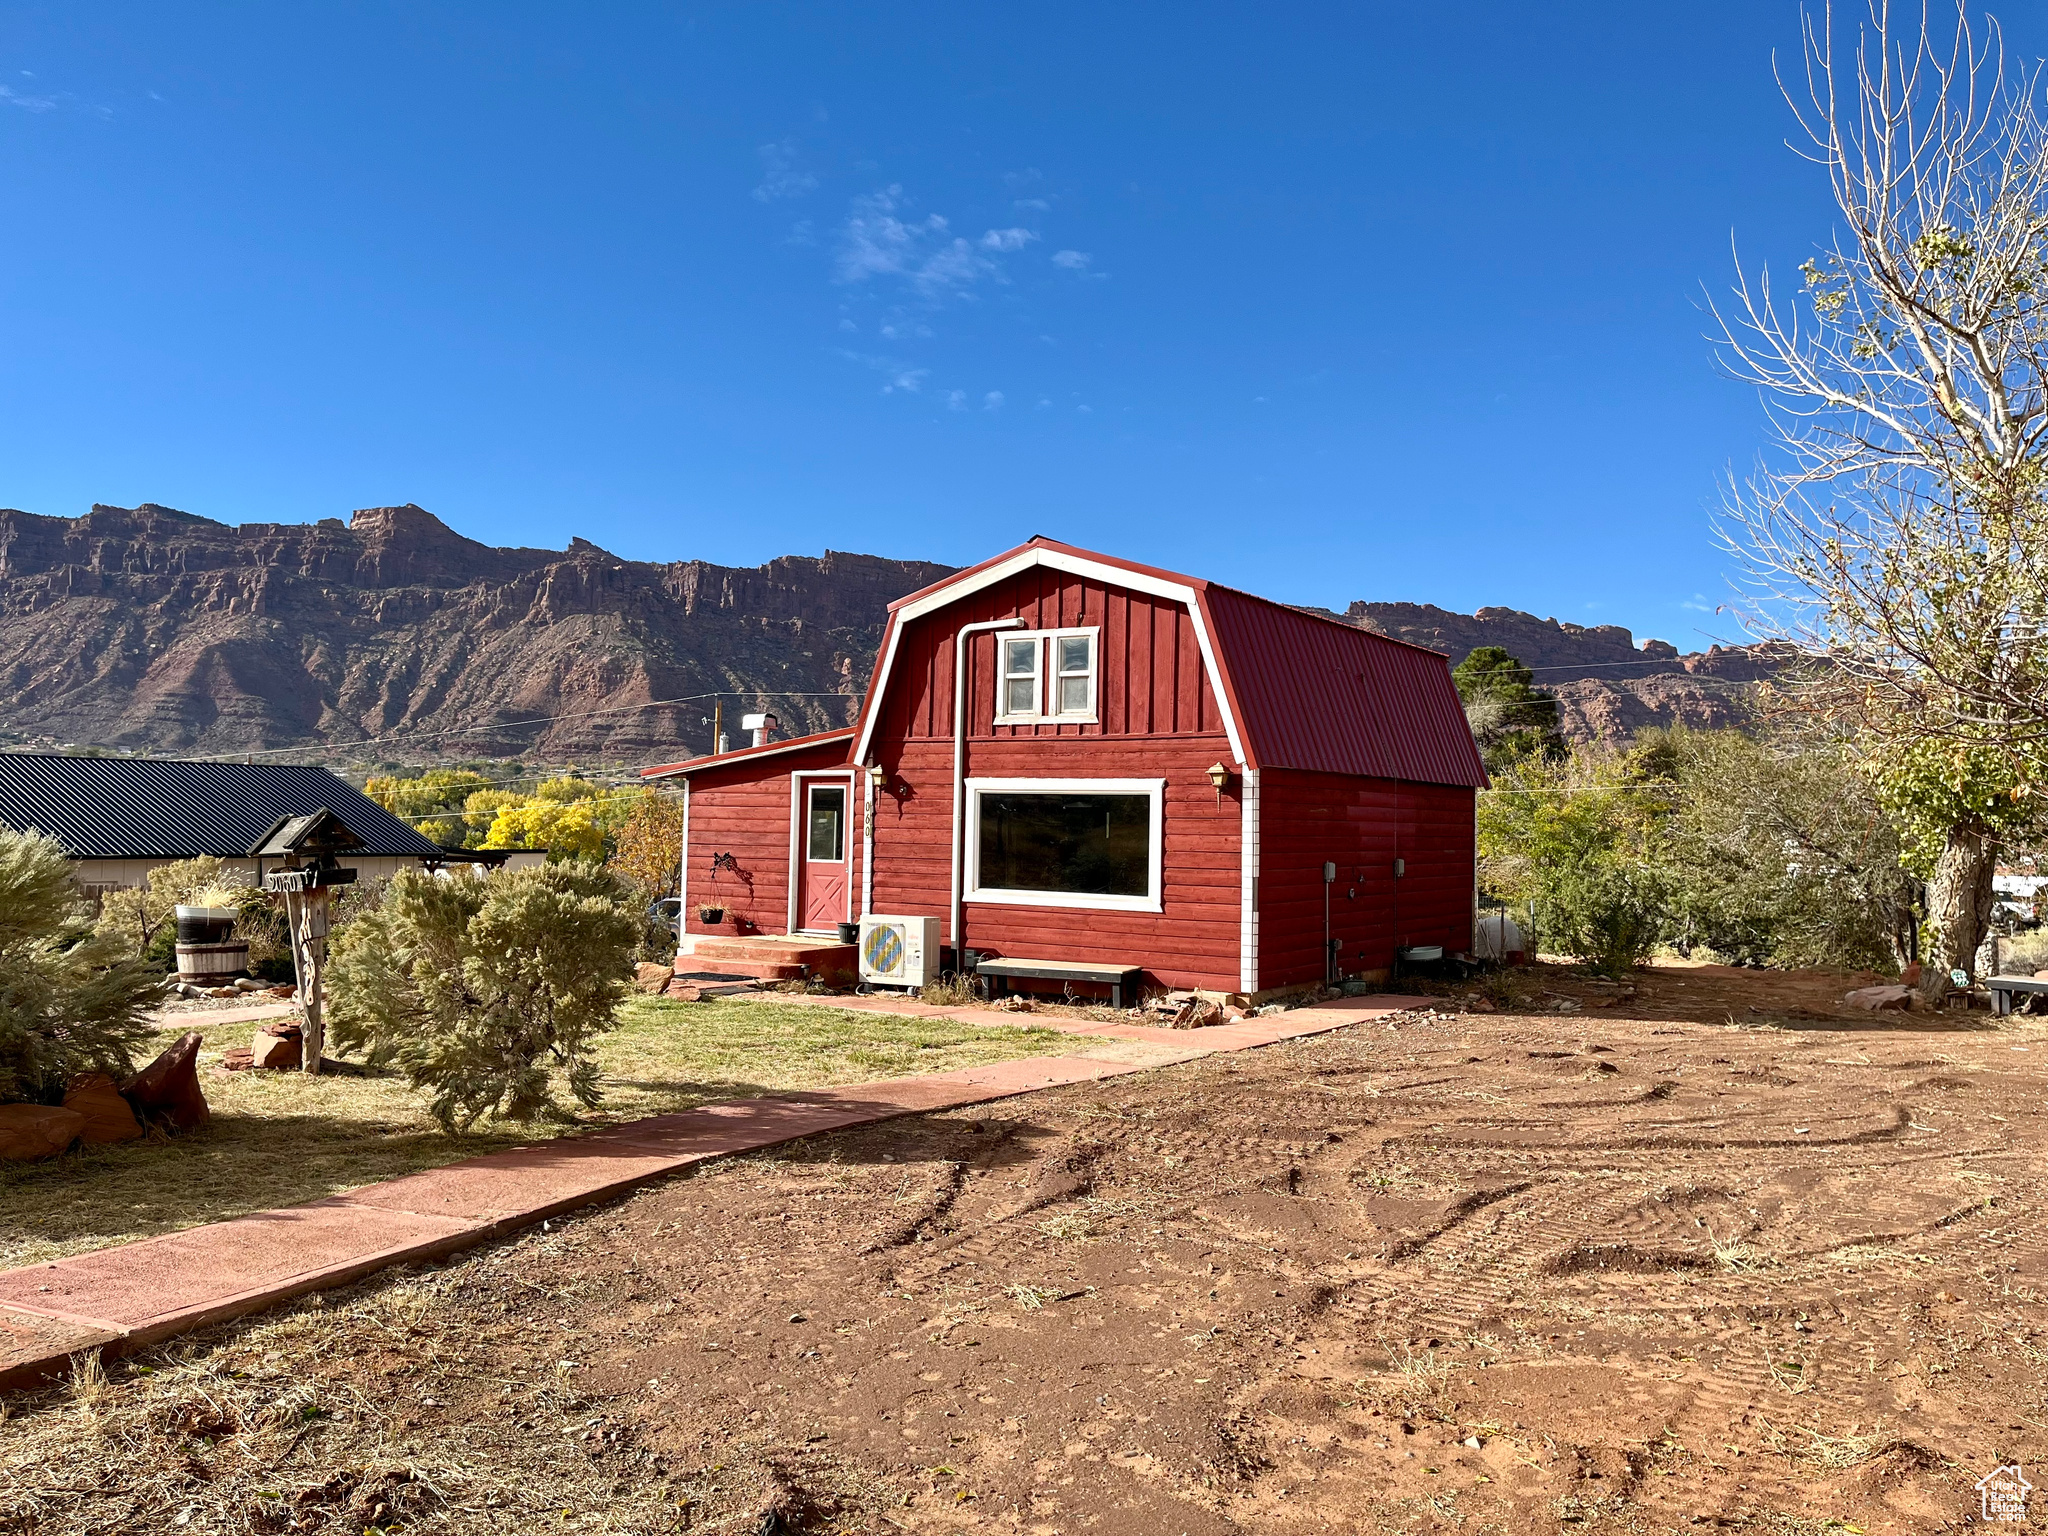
[976,956,1145,1010]
[1987,974,2048,1017]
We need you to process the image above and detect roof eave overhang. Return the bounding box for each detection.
[640,727,857,780]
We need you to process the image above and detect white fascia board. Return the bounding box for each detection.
[644,730,855,779]
[851,548,1248,768]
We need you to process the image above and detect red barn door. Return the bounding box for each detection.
[796,777,850,933]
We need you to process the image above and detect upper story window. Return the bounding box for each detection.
[993,628,1097,724]
[1002,636,1040,717]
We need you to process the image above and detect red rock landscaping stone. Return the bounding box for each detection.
[119,1031,210,1133]
[61,1073,143,1144]
[0,1105,86,1161]
[250,1028,302,1070]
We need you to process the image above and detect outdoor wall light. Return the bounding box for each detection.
[867,763,891,790]
[1206,762,1233,805]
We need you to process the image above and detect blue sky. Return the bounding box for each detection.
[4,3,2035,649]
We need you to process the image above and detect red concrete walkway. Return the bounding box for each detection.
[0,995,1427,1390]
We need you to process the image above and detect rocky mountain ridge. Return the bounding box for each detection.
[0,502,1773,761]
[1342,600,1778,744]
[0,503,950,762]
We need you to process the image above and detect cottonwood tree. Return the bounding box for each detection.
[1715,0,2048,991]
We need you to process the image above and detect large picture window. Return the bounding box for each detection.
[991,628,1098,723]
[965,777,1164,912]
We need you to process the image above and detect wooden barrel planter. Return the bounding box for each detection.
[174,905,247,981]
[175,940,250,981]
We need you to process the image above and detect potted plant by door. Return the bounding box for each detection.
[695,901,727,927]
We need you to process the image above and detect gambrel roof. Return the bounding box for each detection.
[852,538,1487,788]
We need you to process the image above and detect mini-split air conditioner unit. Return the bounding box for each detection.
[858,913,940,989]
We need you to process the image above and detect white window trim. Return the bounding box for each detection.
[964,776,1163,913]
[992,627,1099,726]
[996,633,1042,721]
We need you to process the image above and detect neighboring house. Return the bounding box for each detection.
[0,753,524,897]
[642,537,1487,997]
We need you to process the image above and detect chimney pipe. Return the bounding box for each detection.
[741,712,778,749]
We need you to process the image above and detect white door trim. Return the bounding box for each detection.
[788,770,856,936]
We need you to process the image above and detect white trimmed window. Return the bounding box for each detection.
[964,777,1163,912]
[992,628,1097,724]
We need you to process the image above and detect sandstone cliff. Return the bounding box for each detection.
[0,503,951,761]
[1342,600,1780,746]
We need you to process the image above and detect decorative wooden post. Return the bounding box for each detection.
[281,882,332,1073]
[253,808,361,1079]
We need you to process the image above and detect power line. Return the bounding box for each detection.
[1509,657,1768,674]
[230,689,859,759]
[14,689,862,765]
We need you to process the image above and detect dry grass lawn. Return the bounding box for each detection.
[0,994,1067,1270]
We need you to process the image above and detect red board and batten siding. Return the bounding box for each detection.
[861,567,1243,992]
[677,737,863,939]
[868,736,1244,993]
[870,567,1226,748]
[1256,769,1475,987]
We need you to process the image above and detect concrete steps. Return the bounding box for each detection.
[680,935,858,984]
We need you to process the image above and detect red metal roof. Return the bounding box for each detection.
[640,727,854,780]
[1199,585,1488,788]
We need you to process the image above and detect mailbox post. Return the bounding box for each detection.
[249,808,361,1076]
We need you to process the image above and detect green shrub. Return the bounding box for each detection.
[1533,859,1669,977]
[327,864,640,1131]
[0,829,167,1105]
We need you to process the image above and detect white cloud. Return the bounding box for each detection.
[984,391,1004,410]
[1013,197,1050,211]
[946,389,968,411]
[1050,249,1091,270]
[782,219,816,246]
[0,83,58,112]
[836,186,1037,298]
[836,348,929,394]
[1681,594,1716,612]
[753,138,818,202]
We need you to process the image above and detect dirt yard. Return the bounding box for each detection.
[5,965,2046,1535]
[0,997,1068,1269]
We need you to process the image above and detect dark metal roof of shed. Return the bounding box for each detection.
[0,754,454,861]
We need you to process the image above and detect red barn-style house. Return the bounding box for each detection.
[644,538,1486,1000]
